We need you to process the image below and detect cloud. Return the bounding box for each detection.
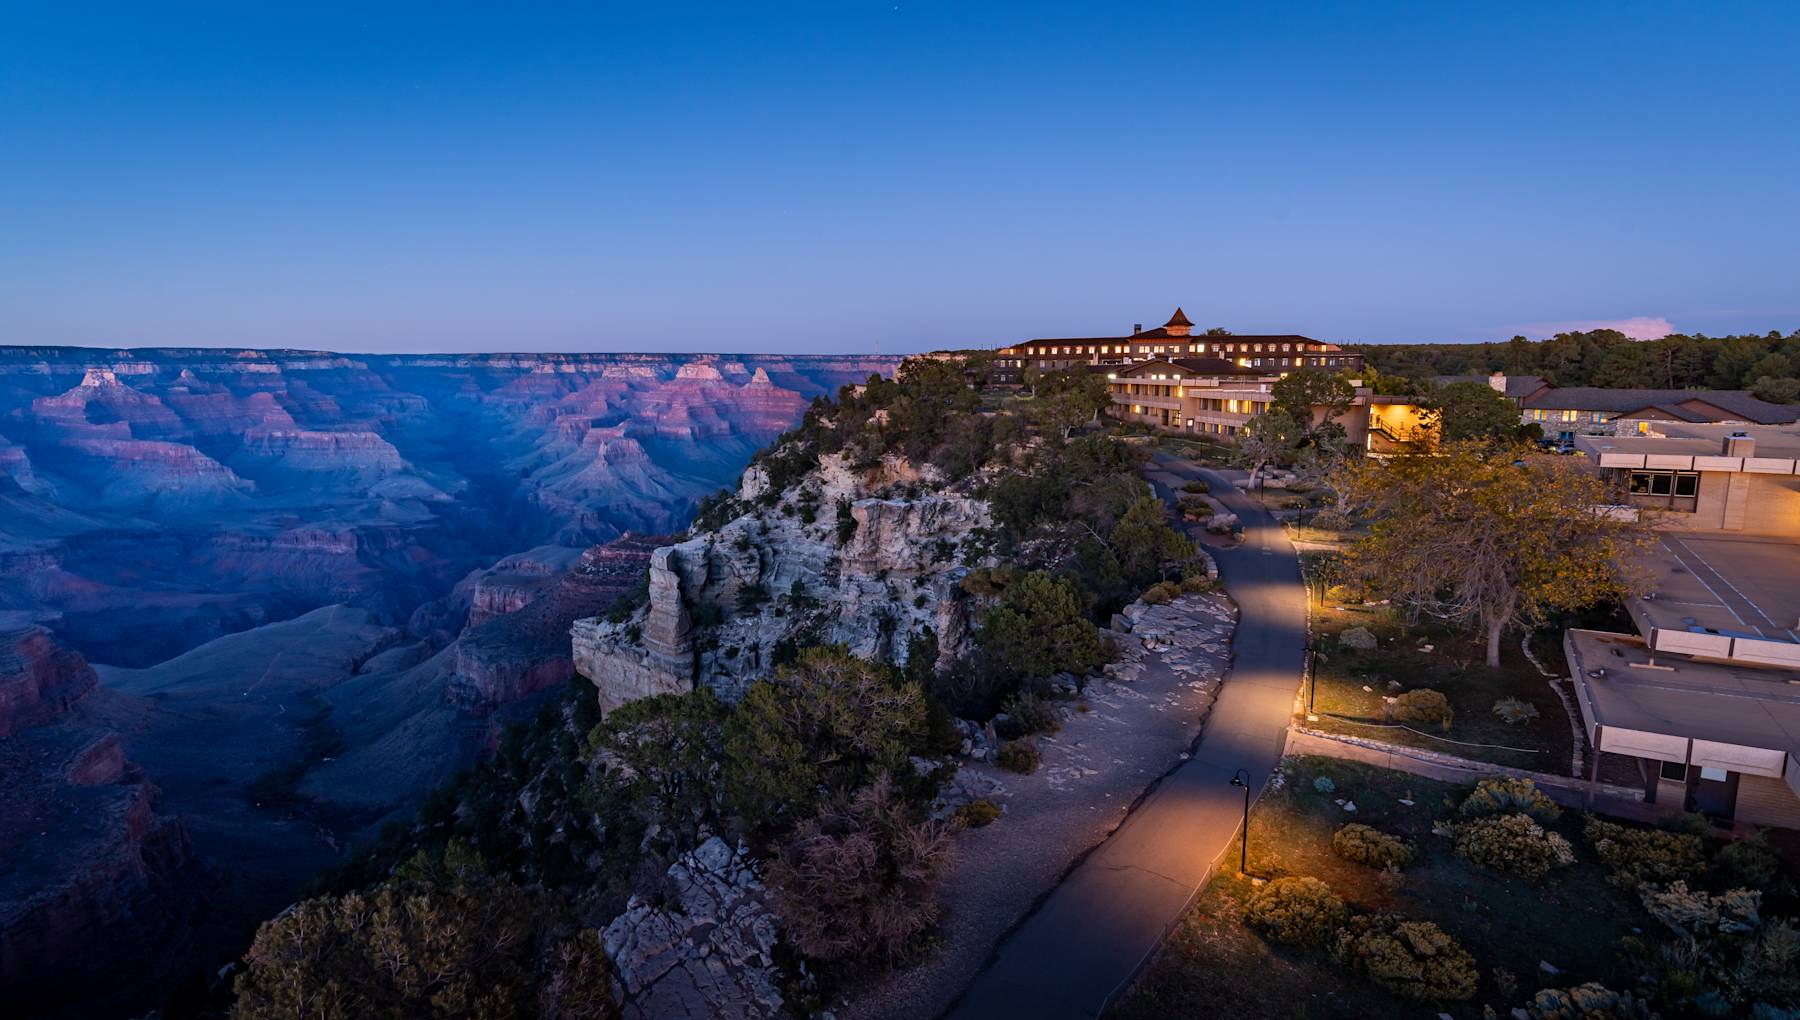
[1512,316,1677,341]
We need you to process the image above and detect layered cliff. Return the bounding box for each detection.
[0,626,191,1020]
[0,347,895,667]
[574,450,991,713]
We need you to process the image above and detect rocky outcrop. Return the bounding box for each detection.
[602,836,786,1020]
[0,628,191,1020]
[0,625,98,738]
[575,453,989,711]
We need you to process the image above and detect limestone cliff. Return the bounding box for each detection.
[574,452,991,713]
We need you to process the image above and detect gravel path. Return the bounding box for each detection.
[832,593,1237,1020]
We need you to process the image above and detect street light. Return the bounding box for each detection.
[1230,768,1251,875]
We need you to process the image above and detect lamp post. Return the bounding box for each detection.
[1230,768,1251,875]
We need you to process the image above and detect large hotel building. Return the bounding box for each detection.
[994,308,1364,374]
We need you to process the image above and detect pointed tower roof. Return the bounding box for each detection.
[1165,307,1193,327]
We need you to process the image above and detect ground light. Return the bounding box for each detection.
[1230,768,1251,874]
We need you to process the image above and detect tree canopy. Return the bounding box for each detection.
[1427,380,1527,442]
[1338,442,1655,666]
[233,843,619,1020]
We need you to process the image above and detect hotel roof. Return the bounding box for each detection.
[1576,422,1800,460]
[1523,387,1800,424]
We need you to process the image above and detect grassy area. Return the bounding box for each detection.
[1155,435,1233,463]
[1115,756,1643,1020]
[1306,602,1574,773]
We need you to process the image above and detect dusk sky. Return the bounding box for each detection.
[2,2,1796,354]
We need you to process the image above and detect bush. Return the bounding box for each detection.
[1333,914,1479,1002]
[233,843,620,1020]
[999,691,1062,737]
[1585,818,1706,889]
[995,740,1041,775]
[954,798,1002,828]
[1492,697,1540,726]
[1244,876,1349,948]
[766,775,955,963]
[1141,580,1180,605]
[1332,823,1413,871]
[1313,775,1337,795]
[1527,983,1655,1019]
[1713,836,1783,891]
[1459,776,1561,824]
[1454,813,1575,878]
[1181,479,1211,494]
[1392,689,1453,731]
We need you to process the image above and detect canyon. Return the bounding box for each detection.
[0,346,894,1018]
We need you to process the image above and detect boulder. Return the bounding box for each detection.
[1338,626,1377,651]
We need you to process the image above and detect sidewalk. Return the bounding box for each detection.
[944,454,1305,1019]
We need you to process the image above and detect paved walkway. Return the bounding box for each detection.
[945,452,1306,1019]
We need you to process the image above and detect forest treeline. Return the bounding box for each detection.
[1345,328,1800,402]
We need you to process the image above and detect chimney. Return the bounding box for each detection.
[1722,431,1755,458]
[1488,371,1507,394]
[1132,323,1143,335]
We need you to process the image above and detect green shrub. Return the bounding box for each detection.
[999,691,1062,737]
[1181,479,1210,494]
[995,740,1041,775]
[1243,877,1348,948]
[1454,813,1575,878]
[954,798,1002,828]
[1492,697,1540,726]
[1459,776,1561,824]
[1141,580,1181,605]
[1585,818,1706,889]
[1526,982,1654,1019]
[1393,688,1453,731]
[1713,837,1783,891]
[1332,823,1413,871]
[1333,914,1479,1002]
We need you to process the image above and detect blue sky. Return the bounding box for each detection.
[2,2,1796,353]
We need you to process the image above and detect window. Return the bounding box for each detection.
[1659,760,1688,782]
[1627,470,1700,510]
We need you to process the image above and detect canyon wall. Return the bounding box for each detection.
[0,626,191,1020]
[0,346,897,1018]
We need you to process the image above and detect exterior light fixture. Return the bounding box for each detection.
[1230,768,1251,874]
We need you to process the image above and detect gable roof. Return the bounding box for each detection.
[1521,388,1800,424]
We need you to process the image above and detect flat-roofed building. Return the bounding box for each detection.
[1561,422,1800,829]
[994,308,1363,379]
[1575,424,1800,538]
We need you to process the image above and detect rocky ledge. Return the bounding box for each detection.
[602,836,786,1020]
[574,453,991,713]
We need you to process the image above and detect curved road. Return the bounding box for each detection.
[945,451,1307,1019]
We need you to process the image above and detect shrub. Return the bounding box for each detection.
[233,843,620,1020]
[999,691,1062,736]
[1244,876,1349,948]
[1181,479,1210,494]
[1492,697,1540,726]
[1141,580,1181,605]
[1333,914,1479,1002]
[1527,983,1654,1019]
[1313,776,1336,794]
[1459,776,1561,824]
[836,497,858,544]
[766,775,955,963]
[1585,818,1706,889]
[954,798,1002,828]
[995,740,1041,775]
[1332,823,1413,871]
[1392,689,1453,731]
[1453,813,1575,878]
[1714,837,1783,891]
[1639,881,1762,940]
